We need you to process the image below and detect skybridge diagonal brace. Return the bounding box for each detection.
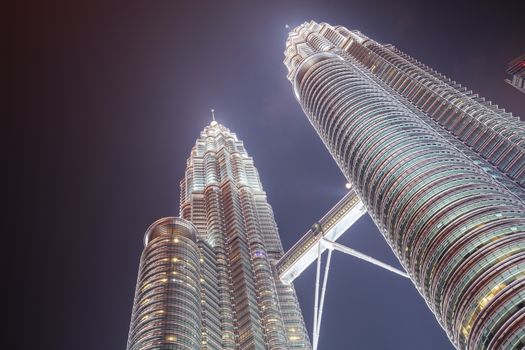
[311,238,408,350]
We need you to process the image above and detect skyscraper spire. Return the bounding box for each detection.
[210,108,217,126]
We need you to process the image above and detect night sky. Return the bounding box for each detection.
[10,1,524,349]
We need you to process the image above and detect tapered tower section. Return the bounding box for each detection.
[284,21,525,350]
[180,121,311,349]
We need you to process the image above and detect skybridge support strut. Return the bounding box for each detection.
[311,238,408,350]
[324,239,409,278]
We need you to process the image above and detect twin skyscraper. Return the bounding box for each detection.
[126,21,524,350]
[127,121,311,350]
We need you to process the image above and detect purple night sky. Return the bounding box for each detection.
[10,1,524,349]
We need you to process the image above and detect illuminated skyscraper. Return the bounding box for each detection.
[284,21,525,350]
[127,120,311,350]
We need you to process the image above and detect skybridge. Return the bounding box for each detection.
[276,186,409,350]
[276,188,366,284]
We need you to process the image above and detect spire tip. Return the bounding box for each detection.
[210,109,217,125]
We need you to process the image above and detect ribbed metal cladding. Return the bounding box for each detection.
[341,36,525,199]
[127,217,202,350]
[285,21,525,350]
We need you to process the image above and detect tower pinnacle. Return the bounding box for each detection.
[210,108,217,126]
